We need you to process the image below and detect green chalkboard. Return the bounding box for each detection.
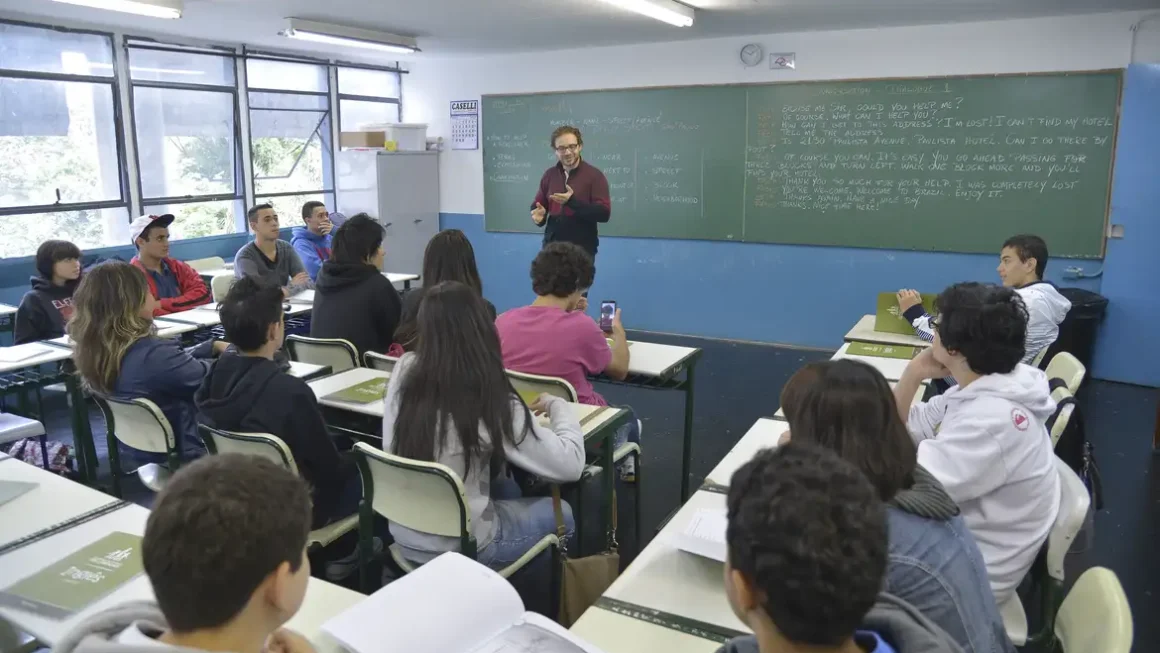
[482,72,1120,257]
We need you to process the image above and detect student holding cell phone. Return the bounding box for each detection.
[495,242,640,479]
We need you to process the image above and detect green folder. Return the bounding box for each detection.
[325,377,389,404]
[846,341,917,360]
[0,531,143,619]
[874,292,938,335]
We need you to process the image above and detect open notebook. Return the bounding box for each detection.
[322,552,606,653]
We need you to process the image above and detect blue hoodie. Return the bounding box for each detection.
[290,226,332,281]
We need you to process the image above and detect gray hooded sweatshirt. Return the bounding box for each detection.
[54,601,225,653]
[717,593,965,653]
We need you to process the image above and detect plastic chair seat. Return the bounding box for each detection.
[1001,594,1029,646]
[0,413,45,445]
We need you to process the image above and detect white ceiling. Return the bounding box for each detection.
[0,0,1157,60]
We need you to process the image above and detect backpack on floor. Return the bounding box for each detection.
[1046,378,1103,511]
[3,438,76,476]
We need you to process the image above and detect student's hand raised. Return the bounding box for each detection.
[906,348,950,380]
[896,289,922,313]
[265,629,317,653]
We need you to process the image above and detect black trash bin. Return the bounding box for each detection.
[1040,287,1108,371]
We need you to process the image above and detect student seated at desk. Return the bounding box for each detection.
[495,242,639,478]
[311,214,402,357]
[56,454,318,653]
[382,281,585,574]
[291,200,333,282]
[196,276,361,532]
[70,262,227,465]
[129,214,211,316]
[393,228,495,352]
[720,444,964,653]
[235,203,313,297]
[897,234,1069,369]
[14,239,82,344]
[893,282,1059,606]
[780,359,1013,653]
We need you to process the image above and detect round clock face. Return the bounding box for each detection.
[740,43,763,67]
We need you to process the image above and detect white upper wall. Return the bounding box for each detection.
[403,11,1151,215]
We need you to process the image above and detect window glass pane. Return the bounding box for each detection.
[339,99,398,131]
[0,78,122,207]
[0,207,130,259]
[254,193,334,230]
[248,92,328,110]
[337,67,398,98]
[0,23,114,77]
[251,108,331,195]
[128,48,235,86]
[133,87,237,198]
[143,199,243,241]
[246,59,327,93]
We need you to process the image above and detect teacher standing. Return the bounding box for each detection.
[530,126,611,262]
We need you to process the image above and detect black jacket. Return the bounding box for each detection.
[194,355,356,529]
[311,261,402,358]
[14,276,79,345]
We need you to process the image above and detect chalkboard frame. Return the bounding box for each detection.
[482,69,1123,259]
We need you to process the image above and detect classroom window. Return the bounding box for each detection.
[336,66,401,132]
[141,199,245,242]
[246,58,334,220]
[258,192,335,229]
[129,44,242,240]
[0,207,131,260]
[0,21,129,258]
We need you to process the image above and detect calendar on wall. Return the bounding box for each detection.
[450,100,479,150]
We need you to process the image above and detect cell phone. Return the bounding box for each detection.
[600,301,617,333]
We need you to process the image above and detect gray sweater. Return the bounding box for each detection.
[54,602,207,653]
[233,240,313,292]
[718,593,965,653]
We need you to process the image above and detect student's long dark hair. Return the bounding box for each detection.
[422,229,483,295]
[390,281,535,474]
[779,359,916,501]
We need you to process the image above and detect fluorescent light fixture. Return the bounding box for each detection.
[596,0,694,27]
[51,0,182,19]
[283,18,420,54]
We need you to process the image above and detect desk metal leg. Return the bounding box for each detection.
[63,366,97,485]
[1154,392,1160,452]
[680,364,697,502]
[404,280,412,291]
[602,429,615,549]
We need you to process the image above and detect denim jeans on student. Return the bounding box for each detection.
[476,476,574,569]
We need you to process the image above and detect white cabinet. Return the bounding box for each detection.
[336,150,439,280]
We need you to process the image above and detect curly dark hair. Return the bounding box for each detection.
[530,242,594,298]
[143,454,311,633]
[727,443,887,646]
[550,125,583,148]
[934,282,1027,375]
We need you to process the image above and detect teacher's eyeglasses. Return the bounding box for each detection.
[554,144,580,153]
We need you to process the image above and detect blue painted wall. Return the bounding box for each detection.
[444,212,1101,349]
[1091,64,1160,387]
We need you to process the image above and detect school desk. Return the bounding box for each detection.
[0,459,363,652]
[307,367,631,549]
[0,343,95,485]
[289,361,332,381]
[0,452,119,551]
[844,314,931,349]
[384,272,420,290]
[599,489,748,640]
[596,339,703,501]
[0,304,17,339]
[571,603,721,653]
[704,417,787,488]
[831,342,913,382]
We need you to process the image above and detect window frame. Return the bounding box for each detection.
[126,40,244,210]
[245,55,336,221]
[0,18,130,220]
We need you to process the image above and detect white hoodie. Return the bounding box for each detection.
[1014,282,1071,364]
[907,363,1061,604]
